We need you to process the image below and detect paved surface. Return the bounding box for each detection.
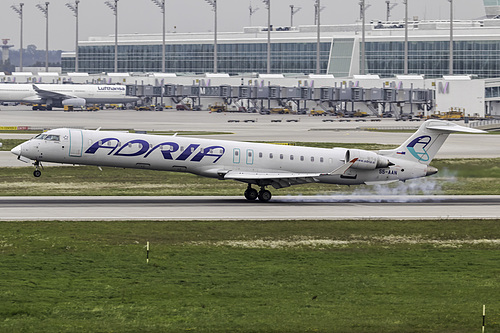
[1,195,499,221]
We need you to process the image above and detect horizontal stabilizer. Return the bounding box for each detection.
[425,121,487,134]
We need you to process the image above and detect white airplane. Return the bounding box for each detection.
[10,120,485,202]
[0,83,139,110]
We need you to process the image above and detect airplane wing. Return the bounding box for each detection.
[223,170,321,188]
[221,160,358,189]
[32,85,76,100]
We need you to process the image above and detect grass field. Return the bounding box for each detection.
[1,220,500,332]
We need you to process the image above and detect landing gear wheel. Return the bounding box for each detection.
[258,189,272,202]
[33,170,42,177]
[244,188,258,201]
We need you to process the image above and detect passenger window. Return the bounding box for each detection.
[280,154,283,159]
[269,153,273,159]
[300,156,304,161]
[235,150,239,156]
[320,157,324,163]
[259,152,263,158]
[290,155,294,160]
[311,156,315,162]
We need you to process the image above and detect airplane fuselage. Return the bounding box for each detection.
[14,128,429,187]
[0,83,138,106]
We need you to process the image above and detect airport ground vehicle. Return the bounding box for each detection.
[310,109,326,116]
[32,104,49,111]
[86,105,100,111]
[270,108,291,114]
[210,104,227,113]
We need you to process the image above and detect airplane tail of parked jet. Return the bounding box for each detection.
[378,120,484,165]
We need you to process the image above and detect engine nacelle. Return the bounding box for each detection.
[345,149,392,170]
[62,98,86,107]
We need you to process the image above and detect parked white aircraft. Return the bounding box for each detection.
[0,83,139,109]
[10,120,485,202]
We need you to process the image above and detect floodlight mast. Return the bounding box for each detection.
[11,3,24,72]
[289,5,301,27]
[204,0,218,73]
[315,0,321,74]
[386,0,398,21]
[66,1,80,72]
[36,2,50,72]
[403,0,408,75]
[150,0,166,73]
[448,0,453,75]
[105,0,119,73]
[359,0,366,75]
[262,0,271,74]
[249,3,259,26]
[314,2,325,25]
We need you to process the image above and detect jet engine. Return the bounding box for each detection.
[345,149,393,170]
[62,98,86,107]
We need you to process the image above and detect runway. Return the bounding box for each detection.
[1,195,499,221]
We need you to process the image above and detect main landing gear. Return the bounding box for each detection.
[33,161,42,177]
[244,184,272,202]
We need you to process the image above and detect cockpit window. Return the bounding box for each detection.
[33,134,60,141]
[45,135,60,141]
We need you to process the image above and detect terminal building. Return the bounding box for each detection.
[62,0,500,79]
[62,19,500,78]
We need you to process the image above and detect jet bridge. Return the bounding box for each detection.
[127,82,434,117]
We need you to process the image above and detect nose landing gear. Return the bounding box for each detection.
[244,184,272,202]
[33,161,42,177]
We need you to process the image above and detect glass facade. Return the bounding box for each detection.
[484,0,500,6]
[328,38,355,77]
[62,42,331,74]
[61,38,500,79]
[366,40,500,78]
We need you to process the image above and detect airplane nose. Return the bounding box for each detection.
[426,166,438,176]
[11,144,22,156]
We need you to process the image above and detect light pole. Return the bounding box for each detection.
[448,0,453,75]
[11,3,24,72]
[204,0,217,73]
[66,1,80,72]
[105,0,119,73]
[386,1,397,21]
[150,0,166,73]
[315,0,320,74]
[249,3,259,26]
[262,0,271,74]
[359,0,366,75]
[290,5,301,27]
[314,2,325,25]
[403,0,408,74]
[36,2,50,72]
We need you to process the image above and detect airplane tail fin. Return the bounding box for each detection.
[378,120,485,165]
